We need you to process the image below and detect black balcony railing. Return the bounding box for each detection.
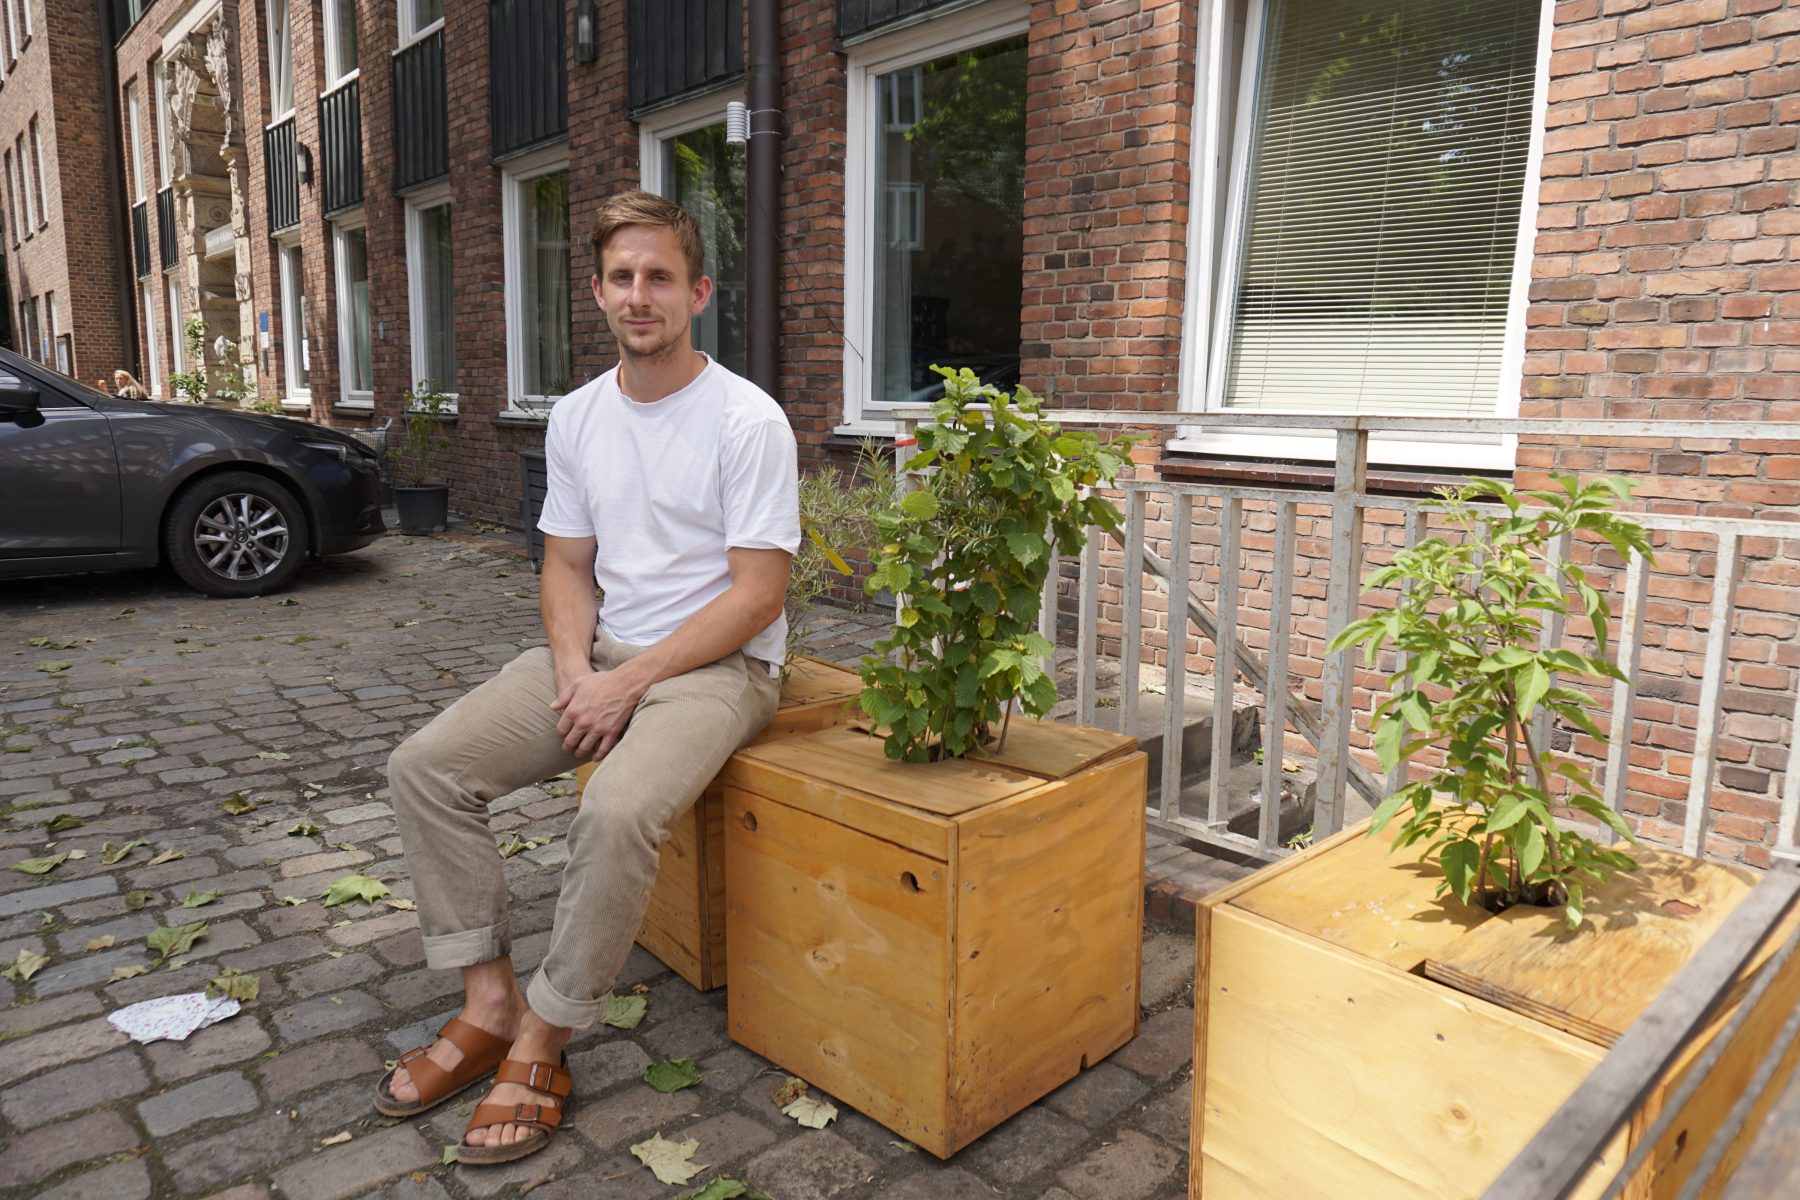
[628,0,742,113]
[132,200,151,279]
[490,0,568,158]
[265,117,300,233]
[394,30,448,191]
[320,79,364,215]
[156,186,177,269]
[838,0,963,39]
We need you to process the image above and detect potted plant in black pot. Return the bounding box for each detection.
[392,380,451,535]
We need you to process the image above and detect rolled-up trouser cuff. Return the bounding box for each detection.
[526,967,607,1031]
[420,924,511,971]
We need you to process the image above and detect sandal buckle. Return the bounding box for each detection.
[526,1063,551,1090]
[514,1103,541,1123]
[398,1047,427,1065]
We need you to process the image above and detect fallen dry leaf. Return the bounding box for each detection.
[320,1131,352,1147]
[629,1133,705,1186]
[85,935,116,952]
[781,1095,838,1129]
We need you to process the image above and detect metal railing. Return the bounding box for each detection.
[319,78,363,216]
[891,409,1800,862]
[131,200,151,279]
[264,117,299,234]
[156,186,177,270]
[393,30,448,190]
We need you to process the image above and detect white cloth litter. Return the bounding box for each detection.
[107,992,241,1044]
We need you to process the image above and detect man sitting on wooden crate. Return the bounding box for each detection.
[371,190,799,1166]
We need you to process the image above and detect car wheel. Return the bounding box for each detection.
[163,471,310,597]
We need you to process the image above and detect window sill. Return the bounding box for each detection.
[494,410,551,428]
[833,419,898,440]
[1157,451,1504,497]
[280,398,311,410]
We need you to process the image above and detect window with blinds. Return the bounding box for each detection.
[1220,0,1540,416]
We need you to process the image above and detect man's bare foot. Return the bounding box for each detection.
[388,980,525,1107]
[463,1009,573,1149]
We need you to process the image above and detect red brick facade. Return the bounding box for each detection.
[1,0,130,384]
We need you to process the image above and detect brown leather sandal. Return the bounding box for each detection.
[372,1017,512,1118]
[455,1056,573,1166]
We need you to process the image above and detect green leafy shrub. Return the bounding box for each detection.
[786,443,892,672]
[394,380,452,486]
[859,366,1134,762]
[166,315,211,405]
[1327,475,1656,928]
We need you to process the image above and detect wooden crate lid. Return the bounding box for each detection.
[1423,847,1758,1047]
[779,656,863,708]
[967,719,1138,781]
[730,724,1048,822]
[1228,822,1489,972]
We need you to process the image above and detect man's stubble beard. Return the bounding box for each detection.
[612,312,692,369]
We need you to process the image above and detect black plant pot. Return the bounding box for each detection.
[394,484,450,535]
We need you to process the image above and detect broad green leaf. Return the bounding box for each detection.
[1003,531,1046,566]
[321,875,390,907]
[124,890,154,910]
[287,823,320,837]
[1366,788,1412,835]
[629,1133,705,1186]
[643,1058,702,1093]
[44,813,85,833]
[183,889,222,909]
[1440,840,1478,904]
[221,794,258,816]
[1485,797,1531,834]
[147,921,208,968]
[1517,822,1546,878]
[36,661,73,674]
[27,635,78,650]
[1516,662,1549,718]
[1372,719,1405,773]
[603,993,648,1029]
[11,853,68,876]
[899,490,939,521]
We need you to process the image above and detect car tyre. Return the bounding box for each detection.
[163,471,310,597]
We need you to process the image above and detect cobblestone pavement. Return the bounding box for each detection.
[0,525,1201,1200]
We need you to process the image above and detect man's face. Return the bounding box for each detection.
[592,225,713,362]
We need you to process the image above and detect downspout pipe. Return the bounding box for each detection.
[97,0,140,378]
[745,0,780,398]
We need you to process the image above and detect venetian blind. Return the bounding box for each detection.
[1222,0,1540,415]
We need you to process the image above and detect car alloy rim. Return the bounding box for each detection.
[194,493,290,581]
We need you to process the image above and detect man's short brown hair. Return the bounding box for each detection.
[590,190,707,286]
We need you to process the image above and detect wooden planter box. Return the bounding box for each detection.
[1191,821,1800,1199]
[575,656,862,990]
[720,719,1148,1158]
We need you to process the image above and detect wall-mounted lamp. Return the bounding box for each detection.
[295,143,313,184]
[725,101,748,147]
[575,0,598,64]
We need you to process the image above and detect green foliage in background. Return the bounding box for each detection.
[394,380,452,485]
[1328,475,1655,928]
[859,366,1134,762]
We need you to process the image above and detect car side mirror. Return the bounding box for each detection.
[0,382,41,417]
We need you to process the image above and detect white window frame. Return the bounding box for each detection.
[404,182,458,408]
[154,60,173,187]
[838,0,1030,438]
[3,150,16,246]
[266,0,294,121]
[332,212,374,408]
[2,0,17,61]
[637,88,745,197]
[16,133,33,231]
[397,0,444,51]
[142,279,162,396]
[27,114,44,227]
[322,0,360,92]
[276,235,311,408]
[1172,0,1554,471]
[126,83,147,202]
[501,142,571,412]
[167,275,186,377]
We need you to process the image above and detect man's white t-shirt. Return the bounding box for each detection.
[536,357,800,667]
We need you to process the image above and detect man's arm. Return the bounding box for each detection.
[540,533,602,696]
[547,544,792,760]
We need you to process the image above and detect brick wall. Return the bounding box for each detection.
[2,0,128,382]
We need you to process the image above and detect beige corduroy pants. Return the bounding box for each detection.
[386,631,779,1029]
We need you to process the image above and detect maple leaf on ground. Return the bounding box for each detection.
[147,921,208,968]
[643,1058,702,1093]
[321,874,390,907]
[629,1133,705,1186]
[602,993,647,1029]
[782,1094,839,1129]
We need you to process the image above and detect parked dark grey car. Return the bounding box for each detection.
[0,348,384,597]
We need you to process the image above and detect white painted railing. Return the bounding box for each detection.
[892,409,1800,864]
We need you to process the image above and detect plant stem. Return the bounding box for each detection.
[1517,722,1566,867]
[996,696,1014,753]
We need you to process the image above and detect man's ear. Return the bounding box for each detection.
[690,273,715,316]
[591,274,605,313]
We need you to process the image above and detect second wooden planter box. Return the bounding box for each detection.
[575,655,862,990]
[1191,822,1800,1199]
[720,719,1148,1158]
